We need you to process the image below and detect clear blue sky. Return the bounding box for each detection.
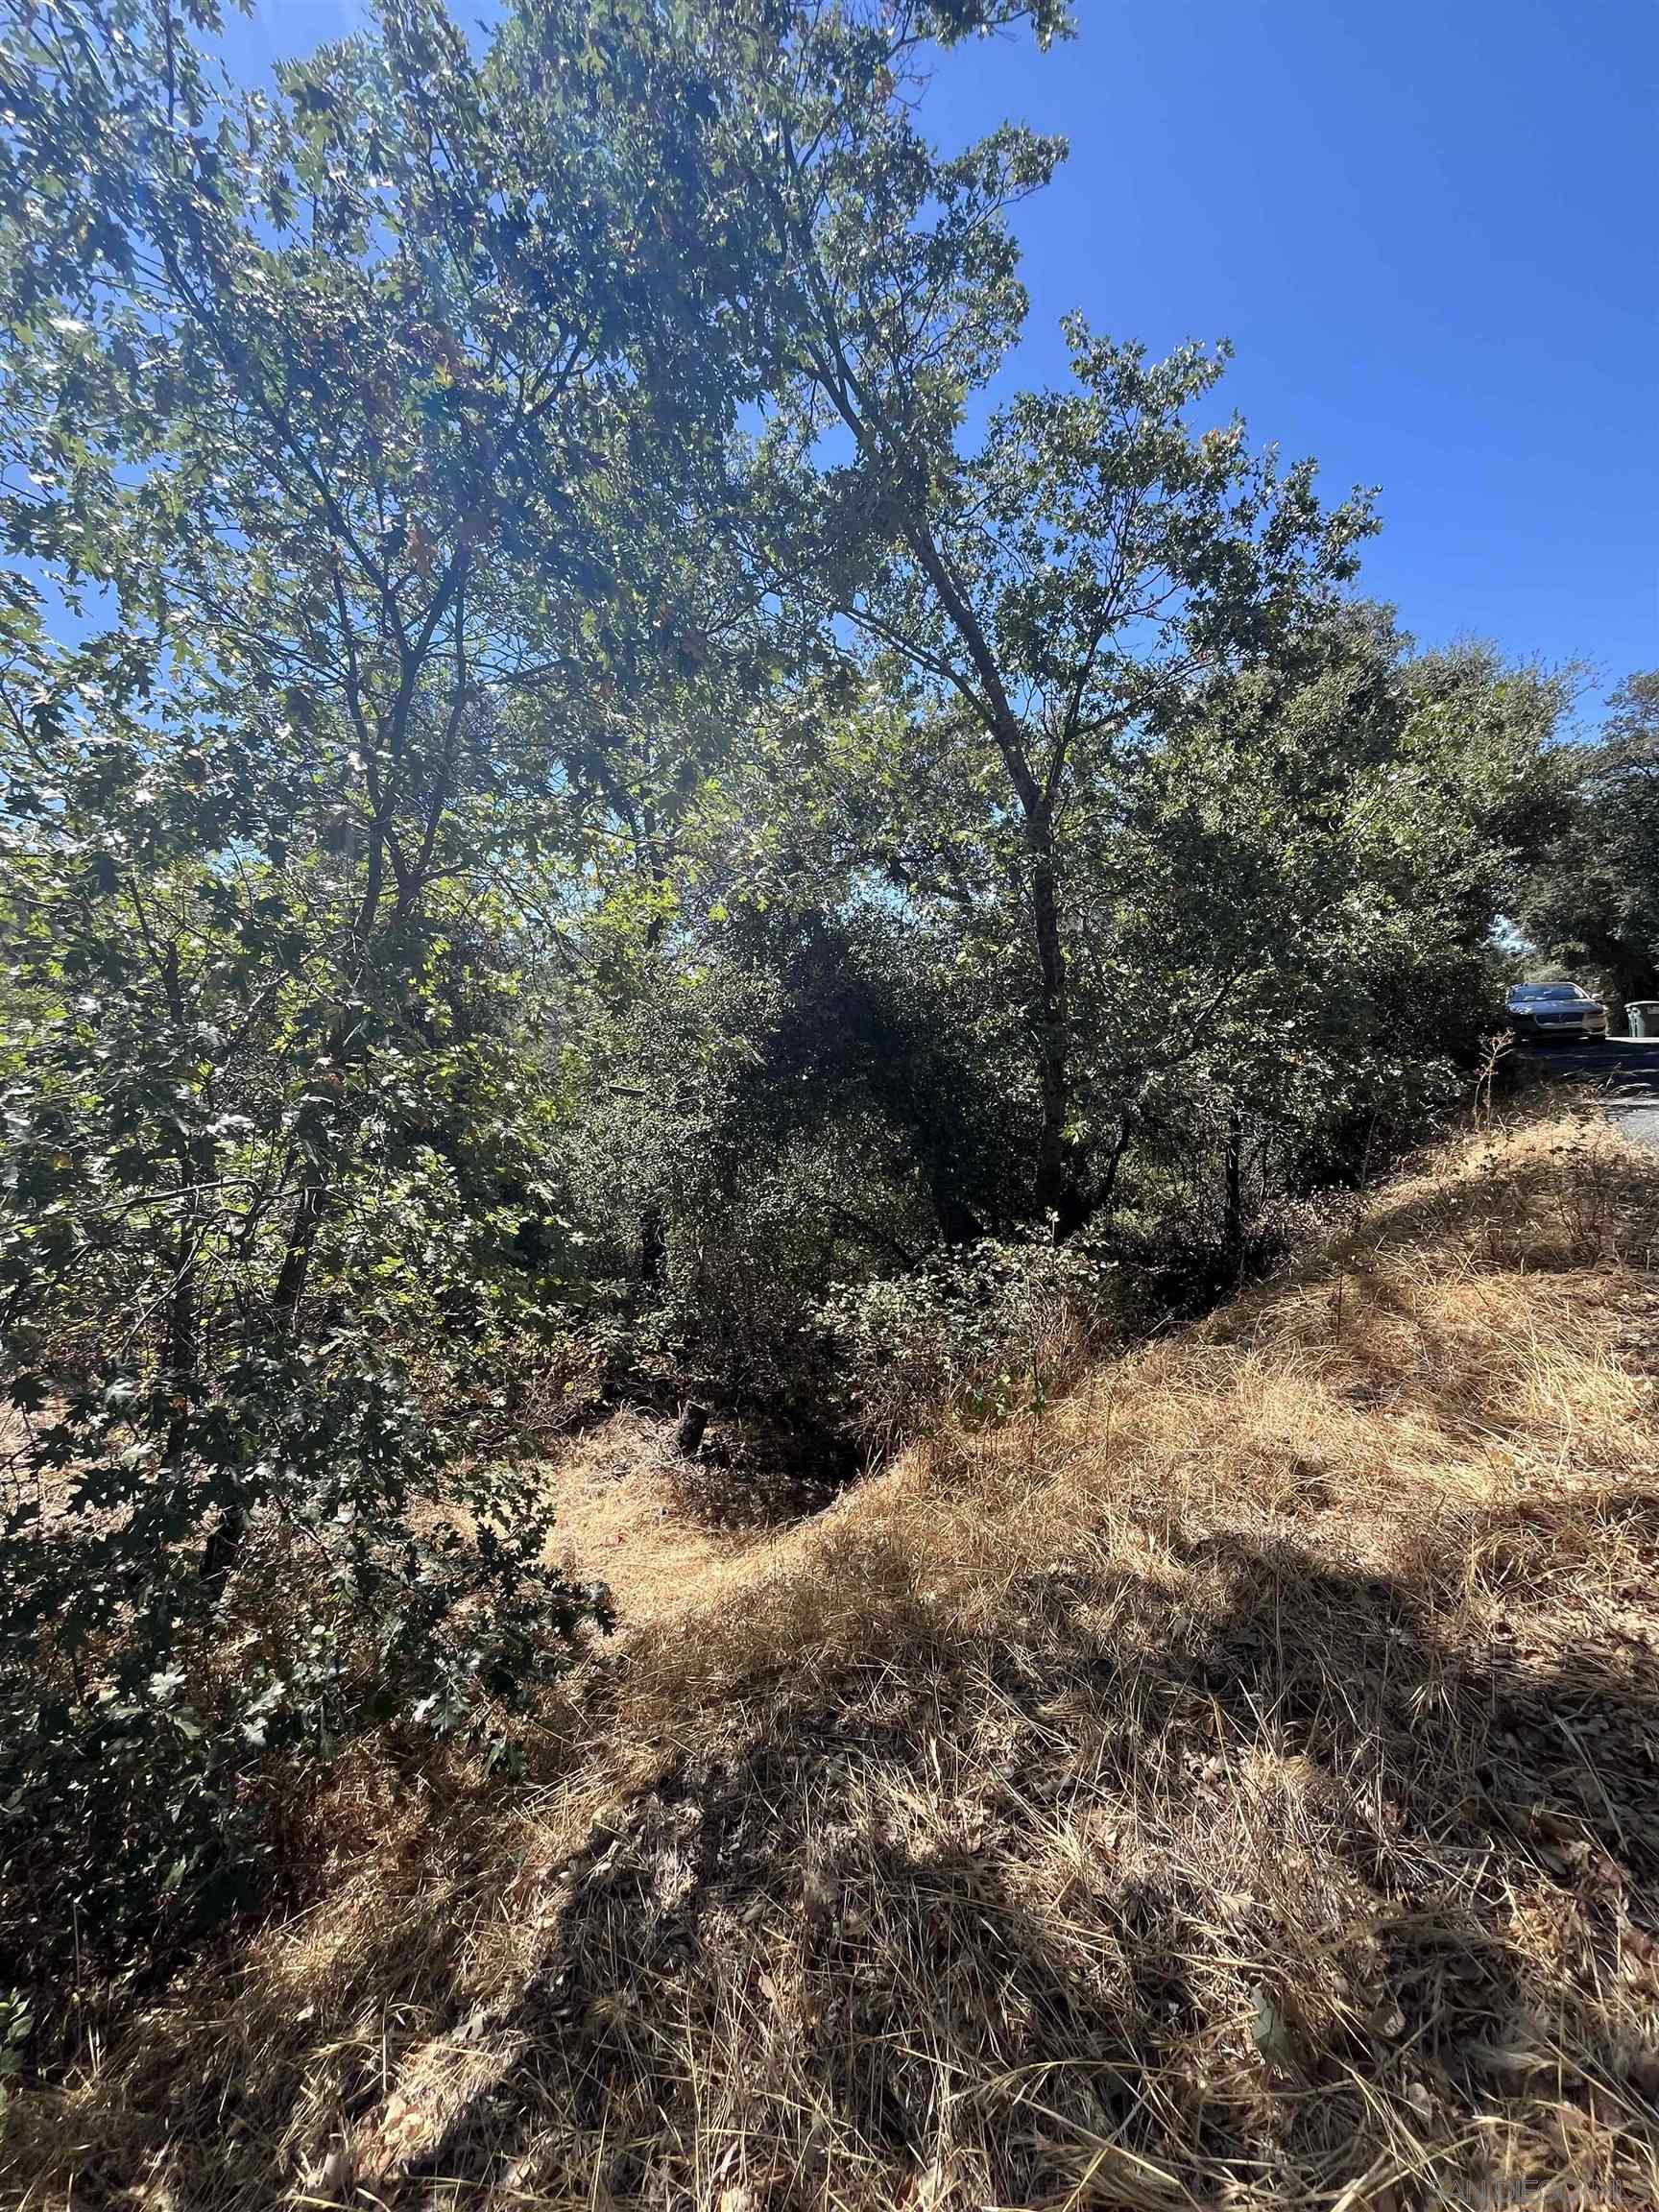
[227,0,1656,726]
[924,0,1657,725]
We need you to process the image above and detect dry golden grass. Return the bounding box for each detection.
[540,1408,788,1625]
[9,1102,1659,2210]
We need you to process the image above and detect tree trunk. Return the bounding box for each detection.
[1027,825,1083,1234]
[639,1201,666,1290]
[270,822,391,1329]
[1222,1106,1246,1281]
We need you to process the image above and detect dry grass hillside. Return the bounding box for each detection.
[10,1101,1659,2211]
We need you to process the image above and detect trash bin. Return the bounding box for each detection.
[1625,1000,1659,1039]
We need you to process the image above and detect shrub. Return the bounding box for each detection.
[819,1238,1121,1455]
[0,1327,606,1991]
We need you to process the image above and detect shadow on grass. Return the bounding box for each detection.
[445,1528,1658,2207]
[35,1479,1655,2211]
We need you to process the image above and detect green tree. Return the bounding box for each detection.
[687,4,1372,1225]
[752,338,1372,1226]
[1517,672,1659,1012]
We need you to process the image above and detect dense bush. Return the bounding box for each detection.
[820,1238,1120,1455]
[0,867,607,1978]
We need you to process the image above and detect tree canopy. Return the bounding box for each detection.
[1516,672,1659,1010]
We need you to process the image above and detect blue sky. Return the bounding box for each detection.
[225,0,1655,727]
[925,0,1657,725]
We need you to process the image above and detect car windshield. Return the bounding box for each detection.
[1512,984,1588,1002]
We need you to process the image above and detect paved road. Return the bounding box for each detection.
[1522,1037,1659,1149]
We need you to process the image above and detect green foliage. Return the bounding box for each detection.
[0,648,608,1977]
[728,75,1379,1221]
[553,916,1013,1431]
[1516,671,1659,1008]
[820,1238,1118,1455]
